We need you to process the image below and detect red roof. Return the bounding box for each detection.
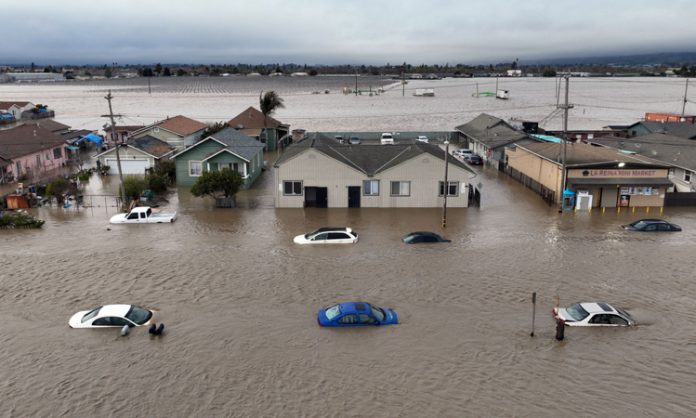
[156,115,207,136]
[0,101,32,111]
[228,106,286,129]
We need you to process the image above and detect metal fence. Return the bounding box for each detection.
[504,166,556,206]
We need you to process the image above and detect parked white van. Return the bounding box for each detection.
[380,132,394,145]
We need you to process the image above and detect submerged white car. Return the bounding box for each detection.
[553,302,635,326]
[69,304,155,328]
[293,227,358,244]
[109,206,177,224]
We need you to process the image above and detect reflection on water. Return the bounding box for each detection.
[2,163,696,416]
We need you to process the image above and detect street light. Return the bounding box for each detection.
[442,140,450,228]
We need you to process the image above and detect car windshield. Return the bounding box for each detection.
[371,306,386,321]
[565,303,590,321]
[615,307,633,321]
[81,307,101,323]
[125,306,152,325]
[630,220,651,229]
[325,305,341,320]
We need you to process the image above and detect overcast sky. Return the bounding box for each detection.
[3,0,696,66]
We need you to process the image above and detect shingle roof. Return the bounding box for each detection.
[23,119,71,132]
[208,127,266,161]
[0,101,31,110]
[629,121,696,139]
[588,133,696,171]
[455,113,529,148]
[61,129,94,141]
[228,106,286,129]
[0,124,67,159]
[127,135,174,158]
[156,115,207,136]
[275,133,474,175]
[517,142,670,168]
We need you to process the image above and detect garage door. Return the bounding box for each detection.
[105,159,149,175]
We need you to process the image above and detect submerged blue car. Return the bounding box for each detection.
[317,301,398,327]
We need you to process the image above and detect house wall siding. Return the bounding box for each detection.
[274,149,471,208]
[175,142,224,187]
[7,146,68,178]
[507,146,561,194]
[98,147,156,169]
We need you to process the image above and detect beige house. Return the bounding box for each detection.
[274,135,475,208]
[130,115,207,149]
[506,142,672,208]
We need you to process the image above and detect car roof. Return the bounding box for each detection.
[634,219,666,223]
[98,304,132,317]
[311,227,351,233]
[578,302,617,314]
[406,231,440,237]
[339,301,372,314]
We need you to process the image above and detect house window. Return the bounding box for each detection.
[685,171,692,182]
[189,161,202,177]
[283,180,303,195]
[53,147,62,159]
[363,180,379,196]
[439,181,459,196]
[45,152,51,161]
[233,162,240,173]
[390,181,410,196]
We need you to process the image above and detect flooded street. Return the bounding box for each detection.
[3,161,696,417]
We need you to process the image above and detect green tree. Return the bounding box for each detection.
[190,168,243,199]
[154,160,176,183]
[105,67,113,78]
[202,121,228,138]
[176,68,187,77]
[163,67,171,76]
[46,178,72,204]
[542,69,557,77]
[154,63,163,75]
[259,90,284,126]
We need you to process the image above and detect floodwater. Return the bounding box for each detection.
[2,77,696,416]
[3,163,696,417]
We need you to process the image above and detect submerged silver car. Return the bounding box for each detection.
[553,302,635,326]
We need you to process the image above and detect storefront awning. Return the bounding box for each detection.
[568,177,673,186]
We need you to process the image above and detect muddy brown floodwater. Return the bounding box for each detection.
[2,163,696,417]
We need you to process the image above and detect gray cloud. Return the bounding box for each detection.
[3,0,696,65]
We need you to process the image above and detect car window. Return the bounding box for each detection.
[590,314,611,324]
[409,236,422,243]
[608,315,628,325]
[312,233,328,241]
[327,232,349,240]
[371,307,386,322]
[657,224,671,231]
[81,307,101,323]
[423,235,438,242]
[127,212,139,220]
[359,314,376,324]
[565,303,590,321]
[92,317,111,326]
[325,305,341,320]
[125,306,152,325]
[338,314,358,324]
[644,224,657,231]
[110,317,129,326]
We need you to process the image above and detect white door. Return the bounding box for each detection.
[105,159,149,175]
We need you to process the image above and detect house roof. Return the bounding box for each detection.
[588,133,696,172]
[455,113,529,149]
[0,101,31,110]
[172,126,264,162]
[127,135,175,158]
[628,121,696,139]
[516,142,670,168]
[23,119,71,133]
[228,106,287,130]
[61,129,94,141]
[0,124,67,159]
[275,133,474,176]
[132,115,207,137]
[95,135,174,159]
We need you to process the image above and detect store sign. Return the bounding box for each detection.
[585,169,657,177]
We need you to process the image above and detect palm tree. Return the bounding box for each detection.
[259,91,285,149]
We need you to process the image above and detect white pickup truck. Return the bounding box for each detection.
[109,206,177,224]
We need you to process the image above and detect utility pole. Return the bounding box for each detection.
[682,78,690,117]
[559,75,573,210]
[402,70,405,97]
[355,70,358,96]
[148,77,151,94]
[103,90,126,208]
[442,140,450,228]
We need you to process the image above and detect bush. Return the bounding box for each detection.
[154,160,175,183]
[122,175,147,200]
[0,211,45,228]
[145,172,168,193]
[190,168,243,199]
[45,178,71,203]
[77,169,92,182]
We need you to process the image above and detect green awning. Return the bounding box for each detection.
[66,145,80,150]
